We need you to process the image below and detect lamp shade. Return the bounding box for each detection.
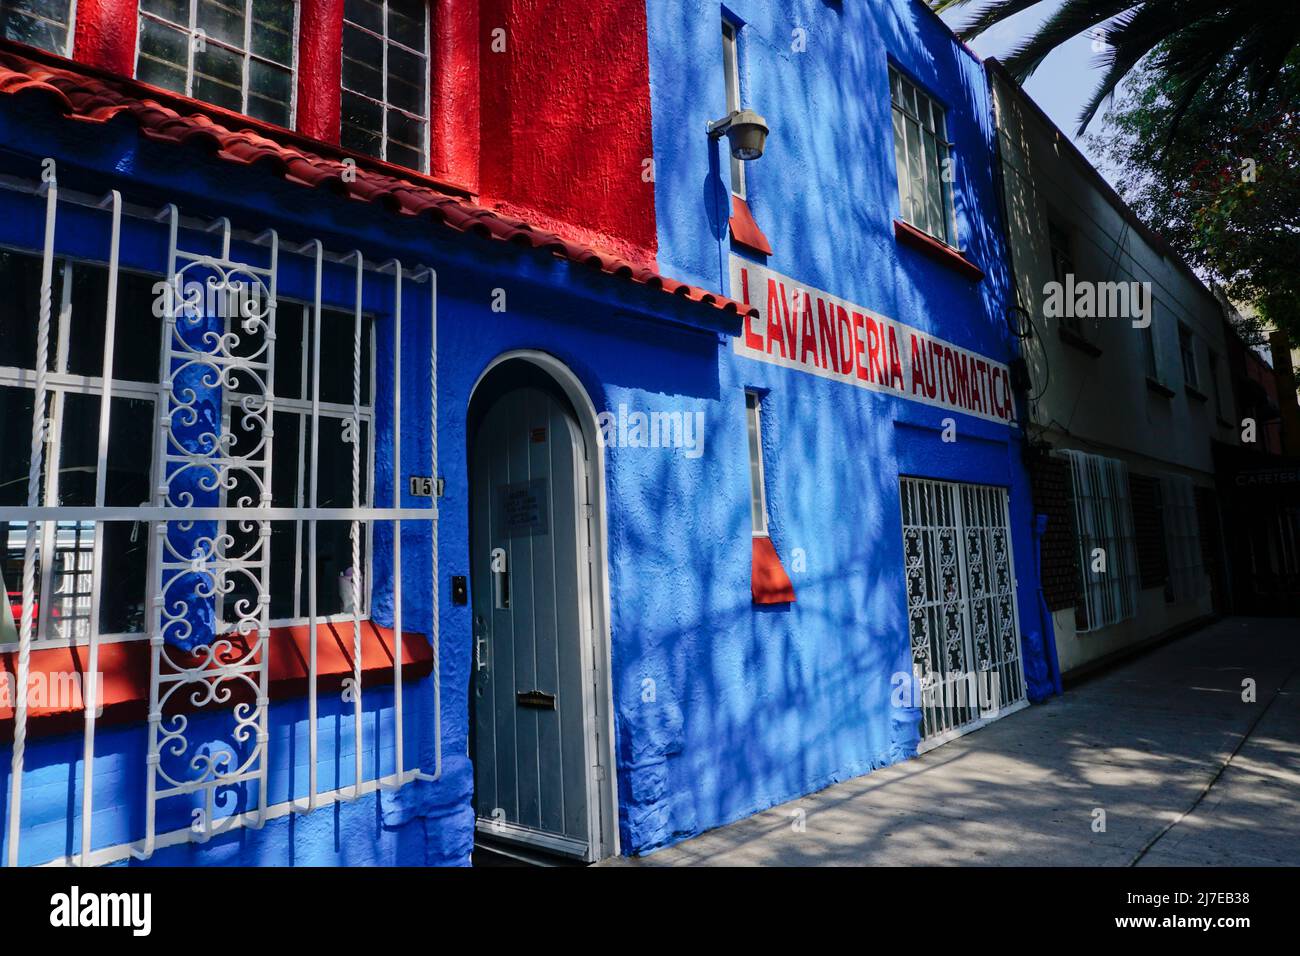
[726,109,769,161]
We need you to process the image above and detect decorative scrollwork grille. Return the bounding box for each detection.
[900,477,1027,743]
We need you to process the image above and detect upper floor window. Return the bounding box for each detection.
[1047,219,1081,335]
[136,0,298,127]
[745,390,768,536]
[890,66,955,246]
[1141,321,1161,382]
[2,0,74,55]
[721,18,746,198]
[341,0,429,172]
[1178,322,1200,390]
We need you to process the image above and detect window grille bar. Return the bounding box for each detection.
[306,239,323,812]
[350,249,365,798]
[389,260,404,784]
[78,189,123,865]
[5,167,58,868]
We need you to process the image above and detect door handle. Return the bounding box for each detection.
[474,615,488,673]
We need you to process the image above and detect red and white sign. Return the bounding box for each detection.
[731,258,1017,426]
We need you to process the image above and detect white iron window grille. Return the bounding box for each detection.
[1061,449,1139,632]
[1,165,440,867]
[341,0,430,172]
[899,477,1027,744]
[1161,473,1206,603]
[1,0,75,54]
[135,0,299,127]
[889,66,955,246]
[0,257,379,643]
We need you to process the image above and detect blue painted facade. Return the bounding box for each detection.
[1,0,1056,868]
[625,0,1059,850]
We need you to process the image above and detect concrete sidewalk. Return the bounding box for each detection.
[607,617,1300,866]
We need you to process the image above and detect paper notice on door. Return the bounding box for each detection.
[498,479,549,537]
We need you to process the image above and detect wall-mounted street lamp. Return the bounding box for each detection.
[707,108,769,161]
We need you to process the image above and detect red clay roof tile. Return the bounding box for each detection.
[0,41,756,320]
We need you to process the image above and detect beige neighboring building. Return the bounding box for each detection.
[987,60,1240,677]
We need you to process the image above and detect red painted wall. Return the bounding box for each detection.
[476,0,658,264]
[429,0,479,191]
[63,0,657,263]
[72,0,137,75]
[298,0,344,143]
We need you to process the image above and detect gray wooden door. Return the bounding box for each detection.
[470,385,591,856]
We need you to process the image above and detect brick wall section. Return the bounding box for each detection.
[1027,451,1082,612]
[1129,473,1169,590]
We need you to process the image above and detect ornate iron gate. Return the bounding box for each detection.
[900,477,1028,745]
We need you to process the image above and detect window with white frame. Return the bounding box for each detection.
[721,17,745,198]
[1062,450,1140,632]
[890,65,955,246]
[1161,474,1206,603]
[136,0,298,127]
[1178,321,1200,390]
[0,247,376,646]
[1141,319,1161,382]
[745,390,768,536]
[341,0,429,171]
[2,0,75,54]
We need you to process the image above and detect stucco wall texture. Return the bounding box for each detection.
[620,0,1055,852]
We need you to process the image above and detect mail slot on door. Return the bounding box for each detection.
[516,690,557,710]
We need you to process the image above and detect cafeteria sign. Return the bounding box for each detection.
[731,258,1017,426]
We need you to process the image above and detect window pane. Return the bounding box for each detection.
[0,386,36,506]
[3,0,72,54]
[905,117,925,226]
[247,58,292,125]
[386,141,423,172]
[341,90,383,158]
[314,308,372,406]
[52,394,153,507]
[273,305,306,400]
[386,107,424,150]
[892,107,910,224]
[922,129,942,239]
[388,0,426,51]
[251,0,294,64]
[344,0,382,34]
[138,15,189,73]
[66,265,163,382]
[193,41,244,111]
[342,24,384,99]
[197,0,247,50]
[386,43,426,115]
[140,0,189,24]
[0,248,49,370]
[745,394,765,532]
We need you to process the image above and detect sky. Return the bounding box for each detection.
[938,0,1118,184]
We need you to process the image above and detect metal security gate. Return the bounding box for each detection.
[899,477,1027,746]
[1,164,441,866]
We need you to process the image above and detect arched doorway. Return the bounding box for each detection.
[466,353,617,862]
